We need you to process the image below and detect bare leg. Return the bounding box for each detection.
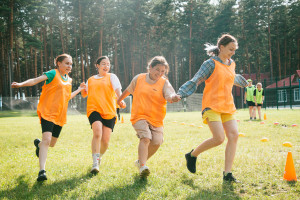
[257,106,262,120]
[39,132,52,170]
[91,121,103,154]
[100,126,112,154]
[49,137,58,147]
[249,106,253,119]
[252,106,257,119]
[147,144,160,160]
[138,138,150,166]
[191,120,225,157]
[223,120,239,173]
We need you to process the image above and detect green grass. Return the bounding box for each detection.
[0,109,299,199]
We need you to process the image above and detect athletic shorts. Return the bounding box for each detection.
[256,103,262,107]
[132,120,164,145]
[247,101,255,106]
[41,117,63,138]
[88,111,116,131]
[202,109,235,124]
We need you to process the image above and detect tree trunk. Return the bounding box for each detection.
[14,32,20,83]
[9,0,14,97]
[84,41,90,78]
[98,1,104,57]
[40,30,44,74]
[120,35,128,86]
[189,0,193,79]
[49,18,54,68]
[22,34,29,96]
[277,40,281,80]
[241,18,250,74]
[43,26,47,70]
[79,0,85,82]
[114,37,118,77]
[267,1,273,81]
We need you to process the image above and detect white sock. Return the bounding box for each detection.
[92,153,100,165]
[99,153,104,159]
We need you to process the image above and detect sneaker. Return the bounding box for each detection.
[223,172,240,183]
[139,165,150,179]
[90,163,99,174]
[134,160,140,170]
[185,149,197,173]
[37,170,47,182]
[34,139,41,158]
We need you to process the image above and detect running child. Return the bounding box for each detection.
[81,56,126,174]
[178,34,248,182]
[11,53,84,181]
[117,56,181,179]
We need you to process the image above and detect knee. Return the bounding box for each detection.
[140,137,150,145]
[228,131,239,142]
[42,137,51,146]
[213,135,225,145]
[93,130,102,140]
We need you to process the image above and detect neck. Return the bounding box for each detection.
[57,68,66,76]
[218,54,228,64]
[148,73,156,81]
[99,72,107,76]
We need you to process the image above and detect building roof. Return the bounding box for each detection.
[266,70,300,88]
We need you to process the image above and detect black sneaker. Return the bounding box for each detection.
[37,170,47,182]
[185,149,197,173]
[223,172,240,183]
[34,139,41,158]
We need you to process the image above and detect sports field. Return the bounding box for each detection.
[0,110,299,199]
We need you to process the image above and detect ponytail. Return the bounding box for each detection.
[204,43,219,56]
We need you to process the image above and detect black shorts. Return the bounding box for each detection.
[88,111,116,131]
[256,103,262,107]
[247,101,255,107]
[41,117,63,138]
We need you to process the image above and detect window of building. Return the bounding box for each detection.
[294,88,300,102]
[277,90,287,102]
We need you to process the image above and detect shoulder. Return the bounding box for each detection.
[44,69,56,76]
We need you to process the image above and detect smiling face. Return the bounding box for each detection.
[219,42,237,60]
[149,64,166,81]
[96,58,110,76]
[57,57,73,75]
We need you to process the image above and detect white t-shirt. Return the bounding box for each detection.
[85,73,122,93]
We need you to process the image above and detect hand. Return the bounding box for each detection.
[79,82,86,90]
[261,101,263,105]
[244,100,246,104]
[119,100,126,108]
[11,82,21,88]
[255,103,257,106]
[171,95,181,103]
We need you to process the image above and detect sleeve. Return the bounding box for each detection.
[162,80,176,100]
[262,90,265,96]
[43,69,56,84]
[234,74,248,88]
[85,80,88,94]
[253,89,256,96]
[178,59,214,98]
[126,75,139,94]
[110,74,122,91]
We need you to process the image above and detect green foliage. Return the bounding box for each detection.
[0,110,299,199]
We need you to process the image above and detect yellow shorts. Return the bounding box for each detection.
[202,110,235,124]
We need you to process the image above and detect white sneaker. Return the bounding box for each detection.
[134,160,140,170]
[139,165,150,179]
[90,163,99,174]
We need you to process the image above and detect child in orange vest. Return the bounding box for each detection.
[117,56,180,178]
[178,34,248,182]
[11,54,85,182]
[81,56,126,174]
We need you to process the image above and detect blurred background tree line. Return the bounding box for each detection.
[0,0,299,97]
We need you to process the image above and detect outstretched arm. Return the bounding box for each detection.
[115,88,126,108]
[11,75,48,88]
[117,89,130,108]
[71,82,86,99]
[234,74,248,88]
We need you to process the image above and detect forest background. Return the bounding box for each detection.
[0,0,299,97]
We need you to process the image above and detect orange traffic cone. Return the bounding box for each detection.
[264,113,267,120]
[283,152,297,182]
[121,116,124,123]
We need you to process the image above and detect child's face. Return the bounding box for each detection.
[220,42,237,60]
[149,64,166,81]
[58,57,73,75]
[257,84,262,90]
[97,58,110,75]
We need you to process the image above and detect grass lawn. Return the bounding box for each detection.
[0,109,299,199]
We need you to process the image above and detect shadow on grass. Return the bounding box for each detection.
[181,174,241,200]
[0,172,93,199]
[90,175,148,200]
[0,110,37,118]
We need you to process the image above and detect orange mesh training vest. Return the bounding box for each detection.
[37,69,72,126]
[86,73,116,119]
[202,59,236,114]
[131,73,167,127]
